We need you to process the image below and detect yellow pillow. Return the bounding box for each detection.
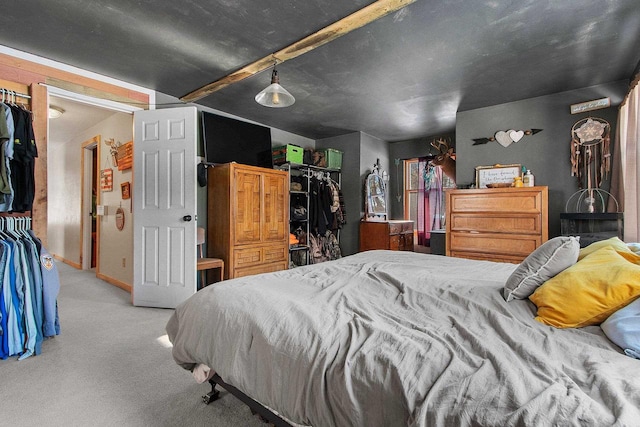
[578,236,630,260]
[529,246,640,328]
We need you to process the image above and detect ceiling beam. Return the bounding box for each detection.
[180,0,417,103]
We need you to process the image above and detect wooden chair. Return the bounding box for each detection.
[197,227,224,289]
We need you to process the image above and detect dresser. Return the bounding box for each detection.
[446,186,548,263]
[208,163,289,279]
[359,220,414,252]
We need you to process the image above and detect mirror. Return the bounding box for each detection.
[364,161,388,220]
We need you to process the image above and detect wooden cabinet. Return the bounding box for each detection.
[446,186,548,263]
[359,220,414,252]
[208,163,289,279]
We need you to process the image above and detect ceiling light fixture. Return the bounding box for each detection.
[255,62,295,108]
[49,105,65,119]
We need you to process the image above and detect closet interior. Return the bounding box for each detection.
[0,79,60,361]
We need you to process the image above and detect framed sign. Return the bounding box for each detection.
[475,164,521,188]
[100,168,113,192]
[570,97,610,115]
[121,181,131,200]
[117,141,133,171]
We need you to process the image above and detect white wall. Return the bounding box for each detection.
[48,133,83,263]
[48,111,134,284]
[96,114,134,284]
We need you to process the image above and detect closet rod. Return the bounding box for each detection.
[0,88,31,99]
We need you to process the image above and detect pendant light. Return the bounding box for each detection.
[255,62,295,108]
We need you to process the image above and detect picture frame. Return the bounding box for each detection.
[100,168,113,192]
[121,181,131,200]
[475,164,522,188]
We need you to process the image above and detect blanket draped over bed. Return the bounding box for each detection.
[166,250,640,426]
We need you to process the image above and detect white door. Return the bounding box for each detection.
[132,106,198,308]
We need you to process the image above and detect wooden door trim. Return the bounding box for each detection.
[80,135,100,272]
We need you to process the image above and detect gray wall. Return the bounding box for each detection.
[456,81,628,237]
[317,132,362,256]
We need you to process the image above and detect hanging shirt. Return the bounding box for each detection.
[4,238,24,356]
[16,238,37,360]
[0,242,9,359]
[38,241,61,337]
[23,236,43,355]
[0,104,15,212]
[9,105,36,213]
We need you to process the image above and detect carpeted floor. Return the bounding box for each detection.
[0,261,265,427]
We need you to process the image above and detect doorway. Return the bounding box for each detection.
[47,92,138,274]
[81,136,99,270]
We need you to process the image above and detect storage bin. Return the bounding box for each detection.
[324,148,343,169]
[272,144,304,165]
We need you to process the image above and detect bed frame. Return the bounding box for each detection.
[203,374,294,427]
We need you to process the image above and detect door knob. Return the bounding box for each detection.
[182,215,192,222]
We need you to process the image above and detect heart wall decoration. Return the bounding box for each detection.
[472,128,543,146]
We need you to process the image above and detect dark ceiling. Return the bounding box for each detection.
[1,0,639,141]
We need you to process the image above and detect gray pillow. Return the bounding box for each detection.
[503,236,580,302]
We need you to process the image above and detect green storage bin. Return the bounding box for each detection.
[272,144,304,165]
[324,148,343,169]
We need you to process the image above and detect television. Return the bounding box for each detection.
[201,112,273,168]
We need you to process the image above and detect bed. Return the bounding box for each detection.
[166,245,640,426]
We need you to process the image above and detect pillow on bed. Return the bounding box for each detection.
[578,236,631,260]
[626,242,640,255]
[503,236,580,302]
[529,246,640,328]
[601,297,640,359]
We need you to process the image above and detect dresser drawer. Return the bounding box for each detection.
[264,245,287,263]
[234,247,262,268]
[389,234,400,250]
[450,214,541,235]
[449,251,525,264]
[403,232,414,249]
[388,222,402,234]
[234,261,288,278]
[449,191,543,214]
[449,232,540,258]
[234,245,287,269]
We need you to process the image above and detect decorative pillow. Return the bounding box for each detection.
[503,236,580,302]
[601,297,640,359]
[627,242,640,255]
[578,236,631,261]
[529,246,640,328]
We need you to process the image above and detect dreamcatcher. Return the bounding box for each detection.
[570,117,611,189]
[568,117,616,213]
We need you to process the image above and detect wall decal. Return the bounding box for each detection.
[472,128,543,146]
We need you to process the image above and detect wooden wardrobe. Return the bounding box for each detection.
[207,163,289,279]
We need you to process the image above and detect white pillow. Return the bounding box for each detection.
[601,297,640,359]
[503,236,580,302]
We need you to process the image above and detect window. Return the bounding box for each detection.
[403,159,419,225]
[403,158,455,243]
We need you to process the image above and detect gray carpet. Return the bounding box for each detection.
[0,261,265,427]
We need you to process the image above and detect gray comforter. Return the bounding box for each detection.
[166,250,640,426]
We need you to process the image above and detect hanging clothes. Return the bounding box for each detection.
[305,170,344,264]
[8,104,37,213]
[0,218,60,361]
[0,96,37,214]
[417,158,444,246]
